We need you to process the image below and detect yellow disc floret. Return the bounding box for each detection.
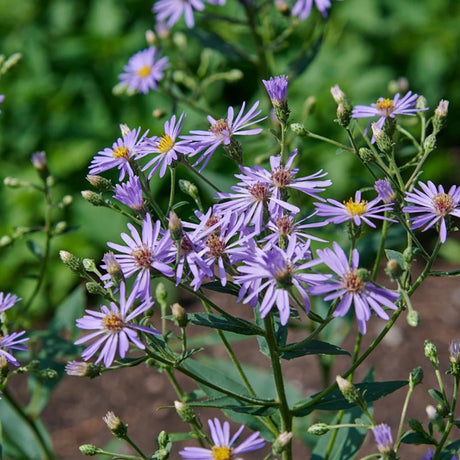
[212,446,233,460]
[375,98,395,116]
[137,65,151,78]
[112,146,130,159]
[102,312,124,332]
[432,192,454,216]
[344,198,368,216]
[157,134,175,154]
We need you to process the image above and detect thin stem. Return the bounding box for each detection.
[92,450,140,460]
[371,215,389,280]
[122,435,148,460]
[303,130,354,152]
[394,384,415,452]
[179,159,222,193]
[167,167,176,214]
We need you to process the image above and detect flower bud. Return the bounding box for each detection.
[168,211,183,242]
[86,175,114,192]
[307,423,330,436]
[79,444,99,456]
[406,310,419,327]
[223,138,243,164]
[274,0,290,14]
[375,179,396,204]
[372,423,393,455]
[433,99,449,134]
[174,400,196,423]
[449,339,460,375]
[86,282,108,296]
[358,147,374,163]
[62,195,74,207]
[145,29,156,45]
[153,108,166,119]
[155,282,168,307]
[385,259,403,281]
[336,102,351,127]
[103,411,128,438]
[425,405,437,421]
[424,340,439,369]
[330,85,346,104]
[120,123,131,137]
[31,151,49,179]
[423,134,436,153]
[336,375,360,404]
[83,258,98,273]
[0,235,13,247]
[171,302,188,327]
[157,430,170,449]
[0,355,9,378]
[81,190,106,207]
[372,123,392,153]
[416,96,427,110]
[179,180,199,200]
[3,177,21,188]
[290,122,307,136]
[272,431,293,454]
[60,250,85,274]
[65,361,102,378]
[388,77,409,95]
[409,366,424,388]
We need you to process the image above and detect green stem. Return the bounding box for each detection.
[180,159,222,193]
[264,315,292,460]
[92,450,140,460]
[371,215,389,280]
[122,434,147,459]
[3,389,54,460]
[345,128,379,180]
[303,130,354,152]
[167,167,176,214]
[394,384,415,452]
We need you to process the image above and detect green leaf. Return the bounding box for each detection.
[428,388,446,406]
[292,380,407,416]
[385,249,406,269]
[187,396,276,416]
[188,313,263,336]
[400,430,436,445]
[201,281,240,296]
[50,285,86,335]
[26,240,43,260]
[280,340,350,360]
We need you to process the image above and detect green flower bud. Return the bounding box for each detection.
[307,423,330,436]
[86,281,108,296]
[153,108,166,119]
[174,400,196,423]
[385,259,403,281]
[86,175,114,192]
[424,340,439,369]
[406,310,419,327]
[179,180,199,199]
[158,430,170,449]
[81,190,106,207]
[3,177,21,187]
[372,123,393,153]
[336,102,352,128]
[83,258,98,273]
[416,96,427,110]
[358,147,374,163]
[145,29,156,46]
[336,375,360,405]
[155,282,168,307]
[168,211,183,242]
[60,250,85,274]
[423,133,436,153]
[79,444,99,456]
[0,235,13,247]
[290,122,307,136]
[272,431,293,454]
[409,366,424,388]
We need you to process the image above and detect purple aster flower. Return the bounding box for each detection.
[119,47,168,94]
[183,101,265,171]
[372,423,393,455]
[235,239,322,325]
[75,282,159,367]
[113,175,144,211]
[314,190,395,228]
[292,0,332,20]
[374,179,396,204]
[153,0,205,29]
[450,339,460,364]
[0,292,21,313]
[107,213,175,299]
[403,181,460,244]
[309,242,399,334]
[140,113,193,179]
[179,417,265,459]
[89,126,147,181]
[352,91,426,133]
[0,331,28,366]
[263,75,288,107]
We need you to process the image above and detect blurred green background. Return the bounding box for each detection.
[0,0,459,318]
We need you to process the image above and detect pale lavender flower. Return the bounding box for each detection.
[292,0,332,20]
[153,0,205,29]
[450,339,460,364]
[235,239,322,325]
[107,213,175,299]
[140,113,193,179]
[183,101,265,171]
[372,423,393,455]
[374,179,396,204]
[89,127,147,181]
[75,282,159,367]
[403,181,460,244]
[179,417,265,459]
[113,175,144,210]
[310,242,399,334]
[263,75,288,106]
[352,91,426,132]
[0,292,21,313]
[0,331,28,366]
[314,190,395,228]
[119,47,168,94]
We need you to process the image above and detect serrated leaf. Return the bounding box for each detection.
[385,249,406,269]
[292,380,407,416]
[188,313,263,336]
[400,430,436,445]
[280,340,350,360]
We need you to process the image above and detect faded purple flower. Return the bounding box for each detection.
[113,175,144,210]
[292,0,332,20]
[140,113,193,179]
[107,213,175,299]
[310,242,399,334]
[263,75,288,106]
[119,47,168,94]
[403,181,460,243]
[0,331,28,366]
[75,282,159,367]
[89,127,147,181]
[314,190,395,228]
[183,101,265,171]
[179,417,265,459]
[0,292,21,313]
[374,179,396,204]
[372,423,393,455]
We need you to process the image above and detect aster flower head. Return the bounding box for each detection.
[314,190,395,228]
[235,239,322,325]
[140,113,193,179]
[292,0,332,20]
[403,181,460,243]
[372,423,393,455]
[153,0,206,29]
[374,179,396,204]
[75,282,159,368]
[183,101,265,171]
[0,331,28,366]
[0,292,21,313]
[89,126,147,181]
[310,242,399,334]
[113,175,144,210]
[119,47,168,94]
[263,75,288,107]
[107,213,175,299]
[179,417,265,459]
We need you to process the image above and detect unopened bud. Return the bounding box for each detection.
[226,69,244,82]
[158,430,170,449]
[102,252,122,278]
[0,235,13,247]
[171,302,188,327]
[388,77,409,95]
[31,151,49,179]
[385,259,403,280]
[372,123,392,152]
[60,250,84,274]
[223,138,243,164]
[272,431,293,454]
[168,211,183,241]
[274,0,289,14]
[62,195,73,206]
[120,123,131,137]
[153,108,166,119]
[406,310,419,327]
[179,179,199,199]
[403,247,413,265]
[173,32,187,50]
[290,122,307,136]
[424,340,439,369]
[330,85,346,104]
[423,134,436,154]
[425,405,437,421]
[416,96,427,110]
[79,444,99,456]
[375,179,396,204]
[86,175,114,192]
[433,99,449,134]
[145,29,156,46]
[81,190,106,207]
[155,282,168,307]
[3,177,21,187]
[449,340,460,375]
[356,268,370,282]
[336,102,352,127]
[307,423,330,436]
[54,221,67,234]
[83,258,98,273]
[409,366,424,388]
[86,282,107,296]
[103,411,128,438]
[358,147,374,163]
[336,375,360,404]
[174,400,196,423]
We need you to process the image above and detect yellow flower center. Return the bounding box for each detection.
[432,192,454,216]
[112,146,130,159]
[212,446,233,460]
[102,312,124,332]
[137,65,151,78]
[158,134,175,154]
[344,198,368,216]
[375,98,395,117]
[343,270,365,293]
